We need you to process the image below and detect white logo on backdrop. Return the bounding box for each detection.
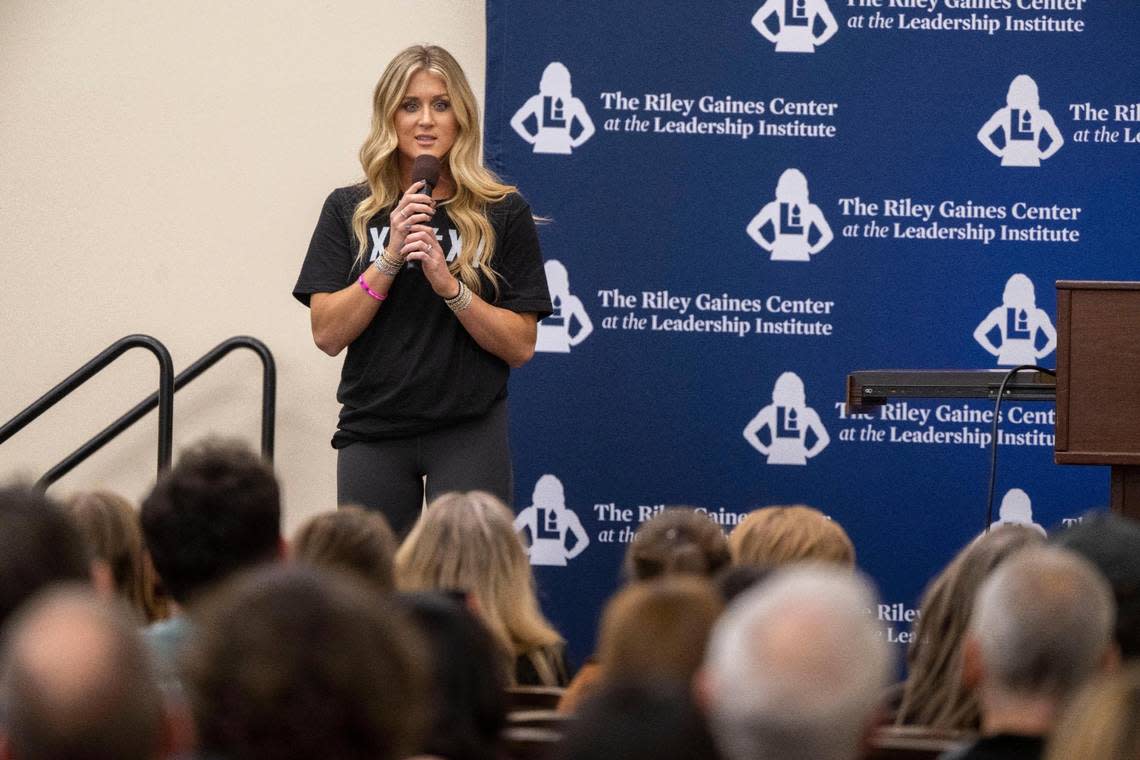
[743,372,831,465]
[514,474,590,566]
[977,75,1064,167]
[752,0,839,53]
[746,169,834,262]
[991,488,1047,536]
[510,62,596,155]
[973,273,1057,367]
[536,260,594,353]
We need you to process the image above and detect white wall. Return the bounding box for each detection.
[0,1,486,531]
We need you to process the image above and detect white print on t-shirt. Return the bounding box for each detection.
[743,372,830,465]
[370,225,462,263]
[746,168,834,262]
[514,474,590,567]
[973,273,1057,367]
[977,75,1064,167]
[536,260,593,353]
[752,0,838,53]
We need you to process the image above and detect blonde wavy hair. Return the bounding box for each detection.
[395,491,565,685]
[353,44,515,297]
[1046,665,1140,760]
[728,505,855,569]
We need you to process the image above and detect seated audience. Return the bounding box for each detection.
[701,565,892,760]
[182,565,426,760]
[0,484,91,631]
[396,490,568,686]
[292,505,397,592]
[562,576,724,713]
[139,438,282,681]
[625,507,731,581]
[1044,664,1140,760]
[65,489,167,622]
[896,525,1045,730]
[0,587,165,760]
[946,546,1117,760]
[1051,512,1140,661]
[553,680,722,760]
[727,504,855,568]
[401,592,508,760]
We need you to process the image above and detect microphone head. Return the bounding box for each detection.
[410,155,441,192]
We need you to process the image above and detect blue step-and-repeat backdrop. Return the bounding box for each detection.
[485,0,1140,666]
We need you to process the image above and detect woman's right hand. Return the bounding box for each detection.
[386,181,436,261]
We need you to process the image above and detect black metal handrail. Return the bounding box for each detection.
[39,336,277,487]
[0,335,175,481]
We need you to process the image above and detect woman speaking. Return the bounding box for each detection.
[293,45,552,536]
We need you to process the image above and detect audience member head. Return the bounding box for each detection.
[702,566,891,760]
[896,525,1045,730]
[1044,664,1140,760]
[624,507,731,582]
[553,680,721,760]
[728,505,855,568]
[1051,512,1140,660]
[292,505,397,592]
[396,491,565,685]
[714,564,774,604]
[598,576,723,684]
[964,546,1116,730]
[183,565,426,760]
[0,587,164,760]
[401,592,508,760]
[64,490,164,622]
[0,484,90,631]
[140,438,281,606]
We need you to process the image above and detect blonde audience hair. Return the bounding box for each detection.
[895,525,1046,730]
[728,505,855,568]
[624,507,732,581]
[292,506,398,592]
[598,576,723,684]
[395,491,564,685]
[352,44,515,297]
[1045,664,1140,760]
[64,490,167,622]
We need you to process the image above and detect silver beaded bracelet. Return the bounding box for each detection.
[444,280,473,313]
[373,250,402,277]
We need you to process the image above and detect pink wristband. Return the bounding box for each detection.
[357,274,386,302]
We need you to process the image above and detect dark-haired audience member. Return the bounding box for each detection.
[292,505,397,592]
[65,490,168,623]
[1051,512,1140,661]
[728,504,855,568]
[183,565,426,760]
[402,592,508,760]
[0,484,91,632]
[1044,664,1140,760]
[0,587,166,760]
[897,525,1045,730]
[139,438,282,683]
[946,547,1117,760]
[714,564,774,604]
[396,491,568,686]
[701,566,892,760]
[552,680,722,760]
[561,576,724,714]
[624,507,732,581]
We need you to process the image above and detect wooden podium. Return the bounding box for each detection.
[1055,281,1140,519]
[846,281,1140,520]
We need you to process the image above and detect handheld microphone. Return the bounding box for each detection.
[405,155,441,271]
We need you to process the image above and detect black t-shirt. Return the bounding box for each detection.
[293,184,552,445]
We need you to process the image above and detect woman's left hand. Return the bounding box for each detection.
[401,224,460,298]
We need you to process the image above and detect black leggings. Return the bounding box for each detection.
[336,400,513,537]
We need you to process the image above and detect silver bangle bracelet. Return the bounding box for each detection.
[373,250,402,277]
[444,280,473,313]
